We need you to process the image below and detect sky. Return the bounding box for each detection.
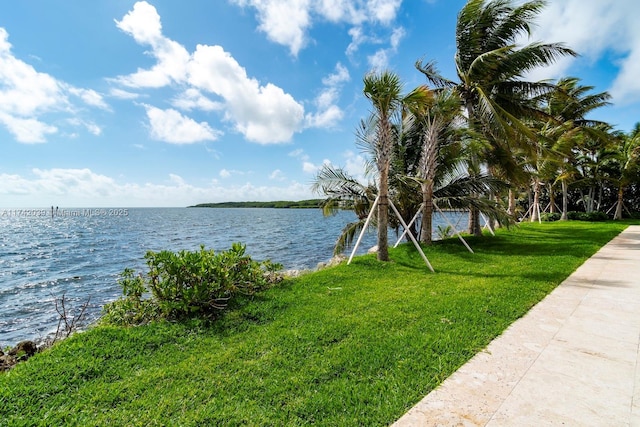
[1,0,639,207]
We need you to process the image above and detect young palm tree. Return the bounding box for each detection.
[361,71,428,261]
[411,87,466,243]
[361,71,403,261]
[417,0,576,235]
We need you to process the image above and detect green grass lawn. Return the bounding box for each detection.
[0,221,634,426]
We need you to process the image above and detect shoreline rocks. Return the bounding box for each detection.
[0,340,39,372]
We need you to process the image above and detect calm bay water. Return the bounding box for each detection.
[0,207,464,346]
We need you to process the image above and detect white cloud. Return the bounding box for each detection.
[368,0,402,24]
[114,1,190,88]
[143,105,221,144]
[219,168,247,178]
[168,173,186,186]
[110,88,140,100]
[114,1,162,44]
[232,0,402,55]
[322,62,350,87]
[346,26,368,56]
[0,27,106,142]
[269,169,286,181]
[367,26,405,71]
[303,158,331,174]
[389,26,405,49]
[67,87,109,110]
[0,113,57,143]
[188,44,304,143]
[368,49,389,72]
[526,0,640,105]
[115,2,304,144]
[0,168,315,207]
[232,0,311,56]
[305,63,350,128]
[85,122,103,136]
[172,88,222,112]
[343,150,368,182]
[303,161,320,173]
[289,148,327,174]
[67,118,102,136]
[0,29,63,117]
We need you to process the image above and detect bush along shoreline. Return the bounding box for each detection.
[101,243,283,326]
[1,243,283,372]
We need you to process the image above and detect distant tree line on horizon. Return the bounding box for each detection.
[189,200,324,209]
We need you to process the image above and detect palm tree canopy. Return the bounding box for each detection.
[455,0,576,136]
[363,71,403,120]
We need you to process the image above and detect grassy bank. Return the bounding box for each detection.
[0,221,632,426]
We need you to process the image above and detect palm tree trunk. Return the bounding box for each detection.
[549,184,556,214]
[597,181,603,212]
[420,182,433,244]
[614,187,624,220]
[587,187,594,213]
[531,179,540,222]
[561,179,568,220]
[507,188,516,218]
[468,207,481,236]
[377,165,390,261]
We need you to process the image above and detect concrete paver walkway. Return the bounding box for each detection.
[393,225,640,426]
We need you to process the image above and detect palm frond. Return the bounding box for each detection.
[333,219,373,255]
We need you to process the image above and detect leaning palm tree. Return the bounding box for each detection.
[417,0,576,235]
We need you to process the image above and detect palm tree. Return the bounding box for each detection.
[409,87,467,243]
[361,71,402,261]
[568,123,617,213]
[312,107,509,254]
[537,77,612,220]
[608,124,640,220]
[361,71,429,261]
[417,0,576,235]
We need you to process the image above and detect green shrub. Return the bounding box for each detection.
[102,244,282,325]
[567,211,609,221]
[101,268,161,326]
[436,224,453,239]
[540,212,561,222]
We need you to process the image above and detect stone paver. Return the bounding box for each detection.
[392,225,640,427]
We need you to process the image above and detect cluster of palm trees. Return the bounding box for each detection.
[312,0,640,261]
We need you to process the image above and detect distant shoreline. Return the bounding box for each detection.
[188,199,324,209]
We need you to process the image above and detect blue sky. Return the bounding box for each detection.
[1,0,639,207]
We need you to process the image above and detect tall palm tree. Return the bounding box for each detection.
[410,87,467,243]
[361,71,428,261]
[362,71,402,261]
[417,0,576,235]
